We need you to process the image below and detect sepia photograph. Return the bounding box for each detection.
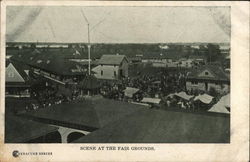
[4,6,232,144]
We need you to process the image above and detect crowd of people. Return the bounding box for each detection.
[20,67,224,114]
[98,70,187,102]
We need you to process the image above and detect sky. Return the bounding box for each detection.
[6,6,230,43]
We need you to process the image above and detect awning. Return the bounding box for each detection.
[194,94,213,104]
[174,92,194,101]
[208,94,230,114]
[124,87,139,98]
[152,81,161,84]
[141,97,161,104]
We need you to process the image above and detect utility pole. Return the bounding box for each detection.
[81,9,91,76]
[87,23,91,75]
[81,9,91,96]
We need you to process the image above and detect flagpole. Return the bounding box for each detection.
[87,23,91,76]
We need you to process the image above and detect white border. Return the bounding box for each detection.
[1,1,249,161]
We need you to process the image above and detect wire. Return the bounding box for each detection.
[80,9,89,24]
[90,12,111,32]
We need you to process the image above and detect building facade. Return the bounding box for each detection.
[5,61,30,97]
[186,65,230,94]
[92,55,129,80]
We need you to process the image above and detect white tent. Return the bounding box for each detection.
[124,87,139,98]
[194,94,214,104]
[208,94,230,114]
[174,92,194,101]
[141,98,161,104]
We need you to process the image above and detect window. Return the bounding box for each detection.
[191,81,198,85]
[8,71,14,78]
[114,71,117,77]
[205,72,209,75]
[101,70,103,76]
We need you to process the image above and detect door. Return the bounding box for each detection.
[119,69,123,78]
[205,82,208,91]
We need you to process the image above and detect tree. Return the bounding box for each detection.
[207,44,221,63]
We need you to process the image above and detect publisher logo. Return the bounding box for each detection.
[12,150,19,158]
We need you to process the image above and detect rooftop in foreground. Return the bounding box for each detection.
[21,98,229,143]
[5,115,58,143]
[23,98,146,131]
[73,108,230,143]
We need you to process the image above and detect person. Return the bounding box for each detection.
[181,102,186,109]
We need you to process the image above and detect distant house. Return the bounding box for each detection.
[186,65,230,94]
[5,60,30,97]
[220,44,230,55]
[178,58,194,68]
[189,55,206,66]
[128,56,142,64]
[92,55,129,80]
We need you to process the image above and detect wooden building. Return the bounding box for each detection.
[186,65,230,94]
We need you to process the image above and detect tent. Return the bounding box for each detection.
[221,93,230,108]
[124,87,140,98]
[141,98,161,104]
[194,94,214,104]
[208,94,230,114]
[174,92,194,101]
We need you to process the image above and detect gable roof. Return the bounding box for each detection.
[5,60,30,83]
[98,55,127,65]
[187,65,229,82]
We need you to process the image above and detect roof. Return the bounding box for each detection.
[194,94,214,104]
[209,94,230,114]
[23,98,146,130]
[5,60,30,83]
[174,92,194,101]
[187,65,229,82]
[141,98,161,104]
[28,50,87,76]
[72,109,230,143]
[124,87,140,98]
[5,115,58,143]
[98,55,128,65]
[10,48,89,76]
[78,75,100,90]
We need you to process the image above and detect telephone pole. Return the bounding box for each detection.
[81,9,91,75]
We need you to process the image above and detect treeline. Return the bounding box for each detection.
[7,43,228,62]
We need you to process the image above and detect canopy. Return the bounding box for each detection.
[141,97,161,104]
[194,94,213,104]
[152,81,161,84]
[208,94,230,114]
[124,87,139,98]
[174,92,194,101]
